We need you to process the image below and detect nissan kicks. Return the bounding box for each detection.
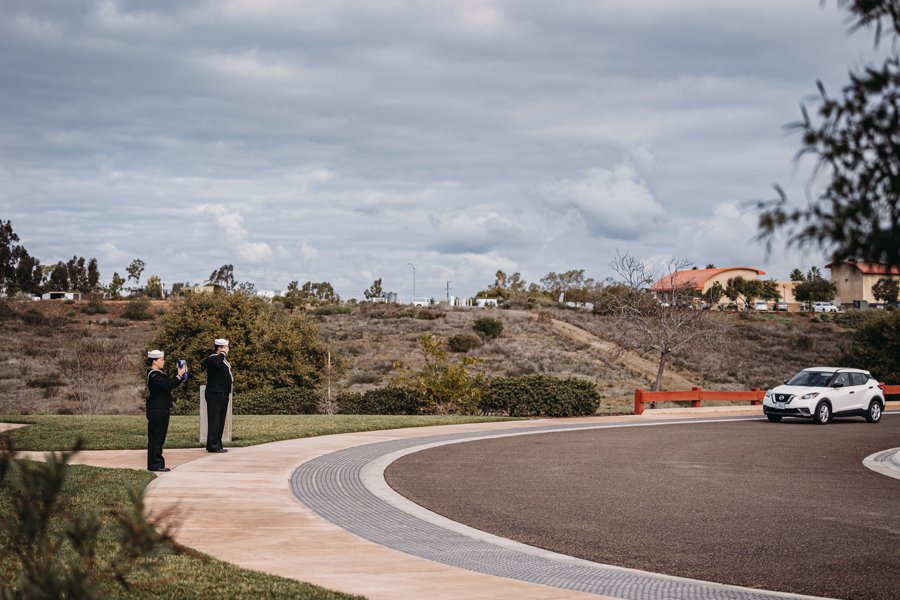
[763,367,885,424]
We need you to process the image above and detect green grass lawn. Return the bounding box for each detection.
[0,464,363,599]
[0,414,519,451]
[0,414,518,598]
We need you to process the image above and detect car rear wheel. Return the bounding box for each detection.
[766,414,782,423]
[813,401,831,424]
[866,401,882,423]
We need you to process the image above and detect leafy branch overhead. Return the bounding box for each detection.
[758,0,900,267]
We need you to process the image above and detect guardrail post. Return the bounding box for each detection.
[691,386,702,408]
[751,387,762,406]
[634,388,644,415]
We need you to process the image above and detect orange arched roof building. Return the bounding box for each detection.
[650,267,766,293]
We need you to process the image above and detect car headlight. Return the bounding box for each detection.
[764,391,773,400]
[799,392,820,400]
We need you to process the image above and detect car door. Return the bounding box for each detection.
[848,372,869,411]
[829,372,853,413]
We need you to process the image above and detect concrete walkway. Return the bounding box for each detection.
[11,406,892,598]
[140,408,787,600]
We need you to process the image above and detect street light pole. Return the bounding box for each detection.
[407,262,416,304]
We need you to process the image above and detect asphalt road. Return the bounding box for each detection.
[385,415,900,600]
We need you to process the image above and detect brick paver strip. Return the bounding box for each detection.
[291,418,826,600]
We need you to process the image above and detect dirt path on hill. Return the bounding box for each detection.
[507,310,699,390]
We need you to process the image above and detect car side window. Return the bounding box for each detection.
[850,373,867,386]
[833,373,850,387]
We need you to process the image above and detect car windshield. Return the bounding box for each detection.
[787,371,834,387]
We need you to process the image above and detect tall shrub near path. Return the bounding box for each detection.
[391,334,486,415]
[148,292,338,409]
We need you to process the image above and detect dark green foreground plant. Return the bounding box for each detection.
[0,437,181,599]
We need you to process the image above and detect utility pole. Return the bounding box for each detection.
[446,281,451,304]
[407,262,416,304]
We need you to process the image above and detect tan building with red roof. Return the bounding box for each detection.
[651,267,766,305]
[826,261,900,305]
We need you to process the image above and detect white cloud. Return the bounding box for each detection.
[202,51,296,81]
[429,210,523,254]
[197,204,273,263]
[546,163,667,240]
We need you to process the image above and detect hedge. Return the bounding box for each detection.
[336,387,425,415]
[233,387,320,415]
[170,386,320,416]
[481,375,600,417]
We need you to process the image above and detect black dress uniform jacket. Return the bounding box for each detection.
[146,369,183,471]
[147,369,183,410]
[203,353,233,394]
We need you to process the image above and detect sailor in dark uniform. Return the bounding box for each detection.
[203,337,233,453]
[145,349,186,472]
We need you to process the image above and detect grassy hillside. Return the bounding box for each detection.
[0,299,852,416]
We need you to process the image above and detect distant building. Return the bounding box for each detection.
[256,289,281,300]
[40,291,83,301]
[650,267,766,305]
[474,298,499,308]
[187,284,216,294]
[826,261,900,305]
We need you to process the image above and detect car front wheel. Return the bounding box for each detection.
[813,401,831,424]
[866,401,883,423]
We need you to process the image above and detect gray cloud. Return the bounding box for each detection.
[0,0,884,299]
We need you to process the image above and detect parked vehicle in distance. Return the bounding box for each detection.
[763,367,885,424]
[812,302,839,313]
[752,300,769,311]
[774,301,788,311]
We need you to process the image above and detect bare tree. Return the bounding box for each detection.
[56,334,131,414]
[607,252,721,391]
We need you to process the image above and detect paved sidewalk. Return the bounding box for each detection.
[141,409,784,600]
[11,405,892,598]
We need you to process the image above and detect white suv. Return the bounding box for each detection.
[763,367,885,424]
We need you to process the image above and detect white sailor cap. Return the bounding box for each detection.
[214,338,229,347]
[147,349,164,359]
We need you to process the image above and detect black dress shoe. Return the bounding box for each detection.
[149,467,171,472]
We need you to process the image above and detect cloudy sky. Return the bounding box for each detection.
[0,1,884,300]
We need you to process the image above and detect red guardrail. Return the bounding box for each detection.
[634,384,900,415]
[634,387,764,415]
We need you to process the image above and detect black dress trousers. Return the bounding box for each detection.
[205,390,229,452]
[147,408,170,470]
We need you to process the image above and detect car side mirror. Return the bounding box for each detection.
[832,382,844,388]
[783,379,788,385]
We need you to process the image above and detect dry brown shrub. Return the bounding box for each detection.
[55,334,132,415]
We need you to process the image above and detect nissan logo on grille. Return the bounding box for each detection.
[777,394,792,403]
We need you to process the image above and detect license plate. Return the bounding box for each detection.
[776,403,785,409]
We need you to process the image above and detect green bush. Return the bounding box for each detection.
[122,297,152,320]
[22,308,47,325]
[838,312,900,389]
[336,387,424,415]
[147,292,338,399]
[81,294,108,315]
[233,387,319,415]
[482,375,601,417]
[473,316,503,339]
[448,331,483,353]
[834,310,879,330]
[312,304,352,316]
